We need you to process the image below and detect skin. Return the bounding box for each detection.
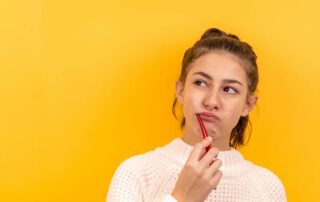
[172,51,257,202]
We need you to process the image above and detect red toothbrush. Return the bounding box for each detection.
[196,114,211,153]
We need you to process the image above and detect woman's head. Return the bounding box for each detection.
[173,28,259,149]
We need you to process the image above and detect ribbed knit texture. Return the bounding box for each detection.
[107,138,287,202]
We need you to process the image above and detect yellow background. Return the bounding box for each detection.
[1,0,319,201]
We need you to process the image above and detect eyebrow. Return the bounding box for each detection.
[193,71,243,86]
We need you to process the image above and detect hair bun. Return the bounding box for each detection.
[200,28,240,40]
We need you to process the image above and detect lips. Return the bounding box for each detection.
[198,112,220,122]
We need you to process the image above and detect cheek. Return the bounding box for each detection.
[225,100,247,122]
[182,89,203,116]
[185,88,203,105]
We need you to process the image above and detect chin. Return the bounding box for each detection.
[208,130,221,139]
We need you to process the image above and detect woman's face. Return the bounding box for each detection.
[176,51,257,143]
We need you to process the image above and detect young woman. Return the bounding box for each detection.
[107,28,287,202]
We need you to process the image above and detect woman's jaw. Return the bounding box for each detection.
[181,118,232,151]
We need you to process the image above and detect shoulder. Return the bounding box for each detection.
[248,162,287,201]
[114,150,159,176]
[110,139,183,187]
[112,145,174,179]
[249,163,284,186]
[108,151,159,194]
[107,151,165,201]
[113,138,183,176]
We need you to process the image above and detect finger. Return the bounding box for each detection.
[187,137,212,163]
[209,169,223,189]
[199,147,219,165]
[205,158,222,177]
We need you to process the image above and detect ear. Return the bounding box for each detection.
[241,95,258,117]
[175,81,184,104]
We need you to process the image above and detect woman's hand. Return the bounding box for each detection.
[171,137,222,202]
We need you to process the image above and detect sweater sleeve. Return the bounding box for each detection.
[267,173,287,202]
[106,157,178,202]
[257,167,288,202]
[106,158,143,202]
[158,194,178,202]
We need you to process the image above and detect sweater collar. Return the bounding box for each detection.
[159,138,250,178]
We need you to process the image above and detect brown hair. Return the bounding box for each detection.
[172,28,259,149]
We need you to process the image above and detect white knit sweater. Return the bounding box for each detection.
[107,138,287,202]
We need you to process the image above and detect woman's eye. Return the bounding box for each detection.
[194,80,207,87]
[224,87,237,94]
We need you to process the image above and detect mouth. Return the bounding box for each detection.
[197,112,220,122]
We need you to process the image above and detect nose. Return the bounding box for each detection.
[203,88,221,111]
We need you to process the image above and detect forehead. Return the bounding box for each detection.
[187,51,248,82]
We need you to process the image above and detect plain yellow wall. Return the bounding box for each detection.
[1,0,320,201]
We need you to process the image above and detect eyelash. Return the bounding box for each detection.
[193,80,238,94]
[223,86,238,94]
[193,80,207,87]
